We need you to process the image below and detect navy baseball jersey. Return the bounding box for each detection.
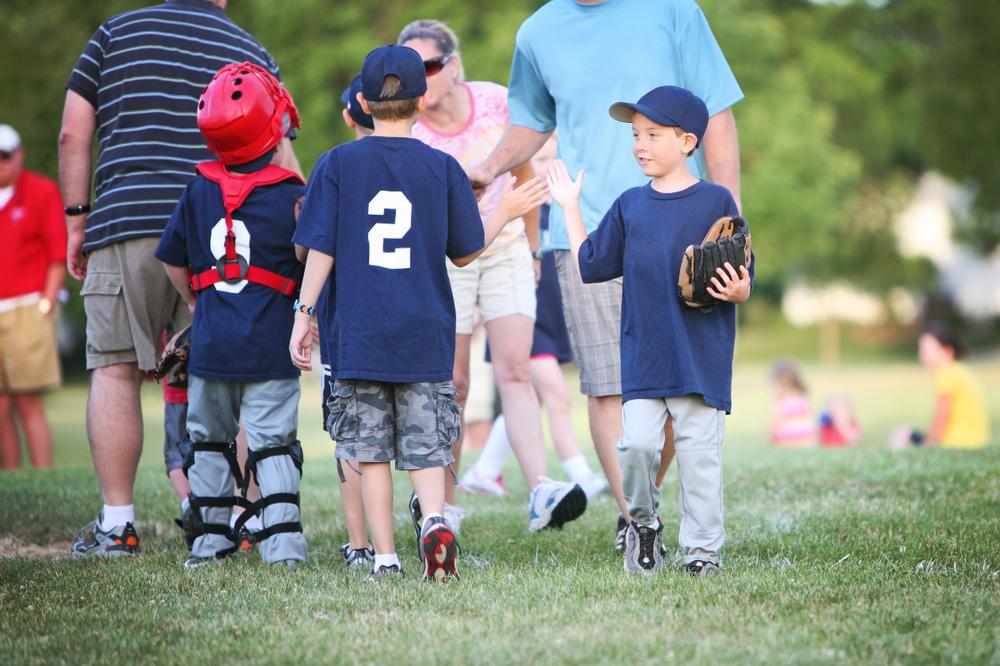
[578,181,746,412]
[156,167,304,382]
[294,136,485,382]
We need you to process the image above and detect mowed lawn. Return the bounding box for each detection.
[1,360,999,664]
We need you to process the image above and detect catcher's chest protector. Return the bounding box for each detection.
[189,161,305,296]
[677,215,752,310]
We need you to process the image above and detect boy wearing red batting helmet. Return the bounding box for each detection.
[156,62,307,568]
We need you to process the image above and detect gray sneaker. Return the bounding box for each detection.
[71,515,140,558]
[623,520,664,574]
[684,559,721,578]
[365,564,402,582]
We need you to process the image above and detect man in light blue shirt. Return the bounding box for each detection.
[469,0,743,547]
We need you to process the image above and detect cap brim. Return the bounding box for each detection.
[608,101,680,128]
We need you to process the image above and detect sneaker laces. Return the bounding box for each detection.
[637,524,658,564]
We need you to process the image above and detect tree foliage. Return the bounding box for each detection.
[1,0,995,295]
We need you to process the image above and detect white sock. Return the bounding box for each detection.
[561,453,593,482]
[100,504,135,531]
[374,553,401,569]
[474,415,513,478]
[180,497,190,513]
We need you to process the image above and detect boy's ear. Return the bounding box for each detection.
[358,93,372,116]
[415,94,427,114]
[683,132,698,155]
[341,108,356,129]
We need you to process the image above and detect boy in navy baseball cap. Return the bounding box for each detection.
[291,44,547,581]
[340,73,374,134]
[547,85,753,577]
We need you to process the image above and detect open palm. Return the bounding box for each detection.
[545,160,585,207]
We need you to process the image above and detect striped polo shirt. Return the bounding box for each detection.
[66,0,283,253]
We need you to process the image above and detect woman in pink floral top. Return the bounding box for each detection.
[400,20,587,531]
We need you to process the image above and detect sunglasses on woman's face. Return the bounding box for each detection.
[423,53,455,77]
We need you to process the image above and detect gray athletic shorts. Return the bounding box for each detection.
[326,379,460,471]
[554,250,623,397]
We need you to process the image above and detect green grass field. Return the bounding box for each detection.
[2,360,999,664]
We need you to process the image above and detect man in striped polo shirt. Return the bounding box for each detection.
[58,0,301,557]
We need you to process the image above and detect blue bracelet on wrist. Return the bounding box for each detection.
[292,299,315,316]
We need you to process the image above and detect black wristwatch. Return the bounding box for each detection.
[64,204,92,216]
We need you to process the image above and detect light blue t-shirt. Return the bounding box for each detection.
[508,0,743,250]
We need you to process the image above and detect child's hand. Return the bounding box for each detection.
[497,175,549,222]
[289,314,313,371]
[706,263,751,303]
[545,160,585,208]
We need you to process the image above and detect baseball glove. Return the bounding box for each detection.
[154,325,192,388]
[677,215,752,310]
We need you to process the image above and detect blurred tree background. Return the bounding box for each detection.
[1,0,998,355]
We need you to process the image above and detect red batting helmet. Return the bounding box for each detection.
[197,62,300,165]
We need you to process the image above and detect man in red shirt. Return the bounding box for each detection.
[0,124,66,470]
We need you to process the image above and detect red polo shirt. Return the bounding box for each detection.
[0,170,66,299]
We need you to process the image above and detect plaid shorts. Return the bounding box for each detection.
[326,379,460,470]
[553,250,622,397]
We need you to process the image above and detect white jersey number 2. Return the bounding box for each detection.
[367,190,412,269]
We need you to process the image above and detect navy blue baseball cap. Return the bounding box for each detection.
[340,74,374,130]
[361,44,427,101]
[609,86,709,147]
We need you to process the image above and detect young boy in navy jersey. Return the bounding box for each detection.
[548,86,752,577]
[316,73,375,569]
[290,45,546,581]
[156,63,307,568]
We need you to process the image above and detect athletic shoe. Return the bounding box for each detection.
[527,477,587,532]
[443,503,465,535]
[614,514,628,550]
[623,520,664,574]
[71,515,140,558]
[576,473,609,499]
[365,564,402,582]
[408,491,423,561]
[236,526,257,552]
[183,554,223,569]
[174,505,197,550]
[458,467,507,497]
[421,516,459,582]
[341,542,375,569]
[685,559,721,578]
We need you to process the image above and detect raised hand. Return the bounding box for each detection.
[497,175,549,222]
[545,160,585,208]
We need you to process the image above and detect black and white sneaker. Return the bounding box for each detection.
[527,477,587,532]
[684,559,721,578]
[365,564,402,582]
[341,542,375,569]
[615,514,627,550]
[408,491,423,561]
[623,520,664,574]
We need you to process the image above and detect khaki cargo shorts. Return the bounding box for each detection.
[81,237,191,372]
[0,299,61,393]
[326,379,461,470]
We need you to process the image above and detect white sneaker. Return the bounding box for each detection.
[458,467,507,497]
[443,503,466,535]
[527,477,587,532]
[575,473,609,499]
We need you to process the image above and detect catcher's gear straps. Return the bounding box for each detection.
[182,439,252,559]
[189,161,305,296]
[232,440,305,542]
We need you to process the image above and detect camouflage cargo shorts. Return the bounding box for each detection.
[326,379,461,470]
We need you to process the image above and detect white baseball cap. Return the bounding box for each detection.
[0,124,22,153]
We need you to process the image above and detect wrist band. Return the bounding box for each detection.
[64,204,91,216]
[292,299,315,316]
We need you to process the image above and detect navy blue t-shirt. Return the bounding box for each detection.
[578,181,747,412]
[294,136,484,382]
[156,167,305,382]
